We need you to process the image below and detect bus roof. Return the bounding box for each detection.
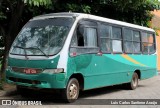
[32,12,155,32]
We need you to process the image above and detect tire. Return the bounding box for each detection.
[126,72,139,90]
[61,78,79,103]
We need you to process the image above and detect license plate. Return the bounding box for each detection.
[24,69,37,74]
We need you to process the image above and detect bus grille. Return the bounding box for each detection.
[8,77,41,84]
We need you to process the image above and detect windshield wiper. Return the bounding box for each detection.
[27,46,49,58]
[13,46,28,59]
[13,46,49,58]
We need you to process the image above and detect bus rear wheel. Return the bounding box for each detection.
[62,78,79,103]
[126,72,139,90]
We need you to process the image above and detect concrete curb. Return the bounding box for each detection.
[0,90,7,97]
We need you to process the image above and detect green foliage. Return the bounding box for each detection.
[23,0,52,7]
[93,0,160,26]
[66,3,91,13]
[0,0,159,58]
[0,12,6,20]
[81,5,91,13]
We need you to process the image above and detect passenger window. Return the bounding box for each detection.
[111,27,122,53]
[124,29,132,40]
[141,32,148,42]
[77,26,85,46]
[148,34,154,43]
[124,41,133,53]
[148,34,155,54]
[83,27,97,47]
[100,39,111,52]
[112,40,122,52]
[133,42,141,53]
[99,24,111,53]
[133,31,140,42]
[99,25,110,38]
[74,26,97,47]
[70,21,99,56]
[112,27,122,39]
[123,29,141,54]
[141,32,155,54]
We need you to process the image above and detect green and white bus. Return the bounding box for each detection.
[6,12,157,102]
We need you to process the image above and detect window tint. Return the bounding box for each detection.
[141,32,155,54]
[142,32,149,53]
[84,28,97,47]
[99,25,110,38]
[133,31,140,42]
[70,20,99,56]
[123,28,141,54]
[112,27,121,39]
[76,26,98,47]
[112,40,122,52]
[99,24,111,53]
[124,41,133,53]
[111,27,122,52]
[124,29,132,40]
[133,42,141,53]
[148,33,154,43]
[148,34,155,53]
[100,39,111,52]
[142,43,148,54]
[148,43,155,53]
[141,32,148,42]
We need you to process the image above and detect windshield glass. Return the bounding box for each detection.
[10,17,74,56]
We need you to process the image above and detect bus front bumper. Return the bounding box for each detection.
[5,69,67,89]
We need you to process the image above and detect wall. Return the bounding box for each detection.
[156,31,160,70]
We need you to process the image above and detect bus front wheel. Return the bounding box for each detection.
[62,78,79,103]
[126,72,139,90]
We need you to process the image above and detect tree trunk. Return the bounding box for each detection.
[0,34,11,79]
[1,0,24,75]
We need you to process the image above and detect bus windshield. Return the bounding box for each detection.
[10,17,74,56]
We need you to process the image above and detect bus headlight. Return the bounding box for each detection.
[43,68,64,74]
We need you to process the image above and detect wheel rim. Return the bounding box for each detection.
[132,75,138,87]
[69,83,78,99]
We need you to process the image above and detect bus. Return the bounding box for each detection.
[6,12,157,102]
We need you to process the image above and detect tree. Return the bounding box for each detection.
[0,0,160,76]
[53,0,160,26]
[0,0,52,83]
